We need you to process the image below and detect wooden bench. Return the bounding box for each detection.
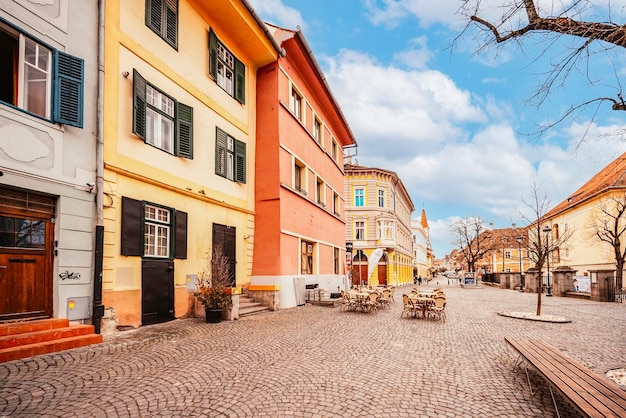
[505,338,626,418]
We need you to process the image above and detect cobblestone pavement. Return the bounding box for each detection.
[1,283,625,417]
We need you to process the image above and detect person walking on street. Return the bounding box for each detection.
[418,276,422,286]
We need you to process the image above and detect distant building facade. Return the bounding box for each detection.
[344,164,415,287]
[411,209,433,278]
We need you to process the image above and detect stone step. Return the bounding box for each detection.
[0,318,102,363]
[239,305,270,317]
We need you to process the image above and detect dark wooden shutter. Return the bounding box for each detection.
[164,0,178,49]
[132,69,147,140]
[174,210,187,259]
[213,223,236,286]
[53,51,84,128]
[176,102,193,159]
[145,0,162,35]
[208,29,217,79]
[234,58,245,104]
[121,197,143,256]
[215,127,227,177]
[235,140,246,183]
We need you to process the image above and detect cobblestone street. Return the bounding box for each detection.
[1,284,625,417]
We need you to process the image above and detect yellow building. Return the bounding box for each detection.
[101,0,281,327]
[344,163,415,287]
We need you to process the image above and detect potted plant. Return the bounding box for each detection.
[194,244,232,323]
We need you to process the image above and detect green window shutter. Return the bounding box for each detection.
[215,127,227,177]
[208,29,217,79]
[176,102,193,159]
[234,58,245,104]
[235,140,246,183]
[132,69,147,140]
[164,0,178,49]
[145,0,162,35]
[53,51,84,128]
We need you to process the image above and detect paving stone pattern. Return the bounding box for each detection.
[1,283,624,417]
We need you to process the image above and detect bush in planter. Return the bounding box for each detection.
[194,244,232,320]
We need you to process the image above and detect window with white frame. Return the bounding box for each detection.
[334,248,340,274]
[0,21,84,126]
[209,29,245,103]
[354,188,364,207]
[505,250,511,259]
[291,88,302,121]
[377,220,395,241]
[355,221,365,240]
[316,178,325,205]
[331,140,337,161]
[301,240,314,275]
[333,192,339,215]
[144,204,171,258]
[294,160,306,194]
[215,127,246,183]
[314,117,322,143]
[378,189,385,208]
[133,70,193,158]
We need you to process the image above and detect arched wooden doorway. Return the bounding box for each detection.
[352,251,368,287]
[378,252,388,286]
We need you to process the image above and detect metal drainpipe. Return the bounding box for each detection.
[92,0,106,334]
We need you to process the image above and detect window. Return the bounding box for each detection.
[146,0,178,49]
[209,29,245,103]
[354,188,364,207]
[290,88,302,121]
[133,70,193,158]
[505,251,511,259]
[301,240,314,274]
[314,117,322,143]
[331,140,337,161]
[0,21,84,127]
[294,161,306,194]
[316,178,324,205]
[377,220,395,241]
[0,216,46,248]
[144,205,171,258]
[378,189,385,208]
[121,197,187,259]
[355,221,365,240]
[216,127,246,183]
[334,248,340,274]
[332,192,339,215]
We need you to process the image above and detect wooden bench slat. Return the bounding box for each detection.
[505,338,626,418]
[533,339,626,411]
[509,338,626,418]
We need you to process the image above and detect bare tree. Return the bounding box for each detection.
[586,192,626,289]
[515,183,573,315]
[450,216,491,274]
[459,1,626,123]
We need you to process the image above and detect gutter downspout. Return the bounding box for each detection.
[92,0,106,334]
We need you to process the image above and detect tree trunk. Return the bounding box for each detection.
[616,259,624,290]
[536,286,542,316]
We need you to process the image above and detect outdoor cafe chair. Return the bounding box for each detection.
[379,289,392,309]
[426,296,447,321]
[340,290,355,312]
[364,292,379,314]
[401,294,417,318]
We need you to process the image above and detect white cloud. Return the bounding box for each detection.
[364,0,464,29]
[248,0,305,30]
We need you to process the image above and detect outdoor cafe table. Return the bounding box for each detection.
[349,291,373,311]
[409,295,435,318]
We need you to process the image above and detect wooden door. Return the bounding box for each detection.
[378,263,387,286]
[0,209,53,321]
[141,260,175,325]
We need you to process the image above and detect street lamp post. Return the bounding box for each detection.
[516,236,524,292]
[543,225,553,297]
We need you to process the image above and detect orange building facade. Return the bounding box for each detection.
[253,25,357,308]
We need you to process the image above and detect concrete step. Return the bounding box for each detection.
[0,319,102,363]
[239,305,270,317]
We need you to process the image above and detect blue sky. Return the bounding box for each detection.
[248,0,626,258]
